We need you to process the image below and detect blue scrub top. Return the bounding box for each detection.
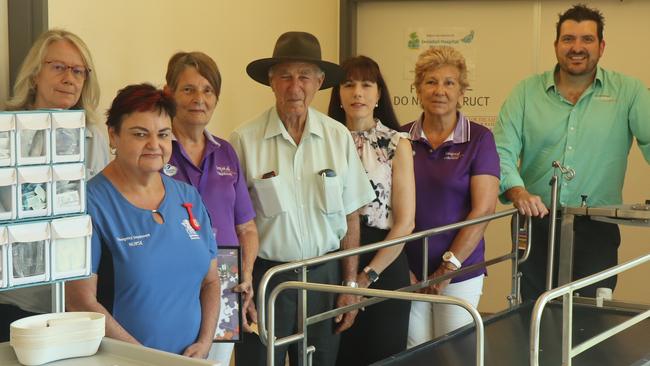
[87,173,217,354]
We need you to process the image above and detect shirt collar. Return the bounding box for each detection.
[263,106,324,141]
[408,111,471,144]
[171,129,221,147]
[545,64,605,92]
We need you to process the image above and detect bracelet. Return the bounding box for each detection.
[342,280,359,288]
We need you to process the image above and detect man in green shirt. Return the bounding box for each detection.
[494,4,650,301]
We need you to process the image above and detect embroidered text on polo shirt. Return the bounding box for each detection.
[116,233,151,247]
[216,165,234,176]
[444,152,462,160]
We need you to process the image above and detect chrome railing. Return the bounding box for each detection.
[530,253,650,366]
[256,208,530,365]
[268,282,484,366]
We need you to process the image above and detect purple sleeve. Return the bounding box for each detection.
[230,144,256,225]
[470,126,500,178]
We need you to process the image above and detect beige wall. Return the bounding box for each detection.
[0,0,9,103]
[47,0,339,137]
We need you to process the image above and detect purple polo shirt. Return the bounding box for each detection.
[167,131,256,246]
[401,112,499,283]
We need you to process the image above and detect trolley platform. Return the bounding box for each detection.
[374,301,650,366]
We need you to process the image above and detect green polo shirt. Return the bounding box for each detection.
[494,66,650,207]
[230,106,374,262]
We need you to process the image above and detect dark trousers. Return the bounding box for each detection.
[235,258,341,366]
[336,225,411,366]
[520,215,620,301]
[0,303,38,342]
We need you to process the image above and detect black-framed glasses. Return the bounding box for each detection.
[43,60,91,80]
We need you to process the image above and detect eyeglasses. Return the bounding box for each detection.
[43,61,91,81]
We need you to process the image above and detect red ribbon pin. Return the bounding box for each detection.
[182,203,201,231]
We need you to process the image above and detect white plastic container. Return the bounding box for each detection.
[10,312,105,366]
[16,166,51,219]
[0,226,7,289]
[0,168,17,222]
[15,112,51,166]
[7,221,50,287]
[51,111,85,163]
[0,112,16,167]
[50,215,92,280]
[52,163,85,215]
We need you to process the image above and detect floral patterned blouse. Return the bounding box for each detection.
[350,119,407,230]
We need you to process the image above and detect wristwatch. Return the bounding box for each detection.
[363,266,380,283]
[442,251,462,269]
[342,280,359,288]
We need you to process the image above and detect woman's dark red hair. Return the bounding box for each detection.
[106,83,176,132]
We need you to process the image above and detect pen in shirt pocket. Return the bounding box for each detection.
[318,168,336,178]
[262,170,277,179]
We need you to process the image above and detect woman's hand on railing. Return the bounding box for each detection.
[421,264,456,295]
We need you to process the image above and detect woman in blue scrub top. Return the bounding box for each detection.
[66,84,220,358]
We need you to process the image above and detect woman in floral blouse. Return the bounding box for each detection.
[328,55,415,365]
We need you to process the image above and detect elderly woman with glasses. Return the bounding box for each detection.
[0,29,109,342]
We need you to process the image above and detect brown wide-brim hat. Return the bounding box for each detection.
[246,31,343,90]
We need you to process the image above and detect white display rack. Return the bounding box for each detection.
[0,110,90,310]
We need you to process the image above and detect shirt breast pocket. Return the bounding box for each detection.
[252,176,285,218]
[319,175,344,214]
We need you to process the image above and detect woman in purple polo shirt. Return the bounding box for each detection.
[328,55,416,365]
[401,46,500,347]
[163,52,259,365]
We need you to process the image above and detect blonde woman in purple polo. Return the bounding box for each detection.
[400,46,500,347]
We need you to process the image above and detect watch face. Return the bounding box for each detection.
[367,269,379,283]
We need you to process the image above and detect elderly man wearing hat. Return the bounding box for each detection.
[230,31,375,365]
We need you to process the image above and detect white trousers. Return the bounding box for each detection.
[407,275,484,348]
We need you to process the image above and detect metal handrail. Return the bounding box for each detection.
[268,282,484,366]
[530,253,650,366]
[256,208,520,345]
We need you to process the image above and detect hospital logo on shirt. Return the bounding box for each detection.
[216,165,234,176]
[444,152,462,160]
[181,219,201,240]
[594,94,616,102]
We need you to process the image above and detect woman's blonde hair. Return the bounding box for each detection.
[413,45,469,95]
[5,29,100,124]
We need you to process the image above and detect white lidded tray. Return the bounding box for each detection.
[10,312,104,365]
[0,337,220,365]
